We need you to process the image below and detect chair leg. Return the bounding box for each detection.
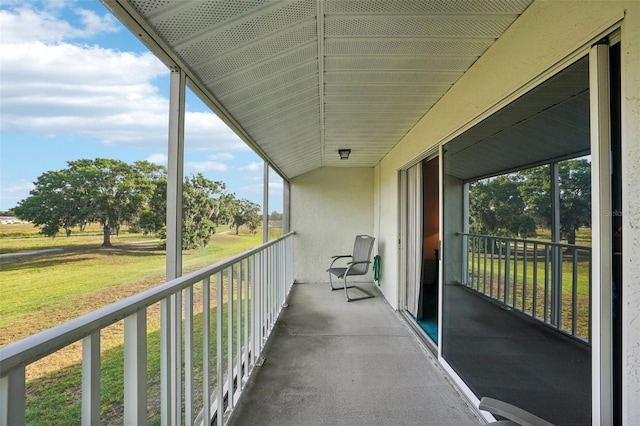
[343,276,376,302]
[330,272,354,291]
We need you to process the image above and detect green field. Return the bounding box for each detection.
[467,248,591,339]
[0,224,268,425]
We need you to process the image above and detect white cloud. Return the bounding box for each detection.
[185,161,228,173]
[238,162,262,172]
[0,5,248,152]
[208,152,234,161]
[146,153,168,165]
[0,179,34,207]
[76,9,120,38]
[184,112,246,151]
[0,5,119,44]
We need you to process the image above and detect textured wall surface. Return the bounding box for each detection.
[290,167,374,283]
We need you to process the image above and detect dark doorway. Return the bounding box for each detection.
[610,41,622,426]
[417,156,439,343]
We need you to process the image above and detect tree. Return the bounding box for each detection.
[519,159,591,244]
[469,175,536,238]
[14,169,85,237]
[15,158,162,246]
[269,211,283,221]
[229,197,261,235]
[138,173,231,250]
[182,174,227,249]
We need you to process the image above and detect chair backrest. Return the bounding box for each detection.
[350,235,375,275]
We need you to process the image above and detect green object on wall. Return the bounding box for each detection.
[373,255,381,285]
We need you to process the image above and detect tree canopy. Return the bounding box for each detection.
[15,158,264,249]
[469,158,591,243]
[229,197,261,235]
[15,158,164,246]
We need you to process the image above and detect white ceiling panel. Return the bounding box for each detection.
[106,0,535,179]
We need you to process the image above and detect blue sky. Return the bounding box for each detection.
[0,0,283,213]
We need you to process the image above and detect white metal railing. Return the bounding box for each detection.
[0,232,295,426]
[460,233,591,343]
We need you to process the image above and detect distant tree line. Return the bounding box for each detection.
[14,158,264,249]
[469,159,591,244]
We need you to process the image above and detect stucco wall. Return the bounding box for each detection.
[290,167,374,283]
[373,1,640,422]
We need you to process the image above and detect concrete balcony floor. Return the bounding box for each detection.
[228,282,481,426]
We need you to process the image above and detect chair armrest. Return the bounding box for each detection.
[344,261,372,275]
[479,397,554,426]
[329,255,352,269]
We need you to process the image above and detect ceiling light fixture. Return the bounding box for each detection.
[338,149,351,160]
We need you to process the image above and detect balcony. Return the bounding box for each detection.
[1,230,593,425]
[0,233,479,425]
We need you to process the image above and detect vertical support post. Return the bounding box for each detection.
[166,67,185,281]
[490,237,495,297]
[533,242,538,317]
[283,180,291,234]
[523,241,528,313]
[250,255,258,366]
[590,42,612,425]
[184,286,194,425]
[81,332,100,426]
[163,67,185,426]
[124,310,147,426]
[243,258,250,381]
[227,267,234,411]
[216,272,224,426]
[263,162,269,243]
[1,367,26,426]
[462,182,470,284]
[505,241,511,305]
[551,162,562,328]
[236,263,243,392]
[202,277,211,425]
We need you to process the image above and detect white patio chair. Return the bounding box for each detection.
[327,235,376,302]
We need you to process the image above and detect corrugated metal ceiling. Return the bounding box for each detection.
[105,0,534,179]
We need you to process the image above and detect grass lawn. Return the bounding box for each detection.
[0,228,264,425]
[468,250,591,339]
[0,230,262,344]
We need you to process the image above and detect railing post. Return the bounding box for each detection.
[551,245,562,328]
[184,286,194,425]
[513,241,518,308]
[216,271,224,426]
[533,242,538,318]
[504,241,511,306]
[523,241,528,313]
[124,310,147,426]
[489,237,495,297]
[462,233,469,285]
[243,257,250,382]
[497,239,502,300]
[572,249,579,337]
[483,237,488,294]
[0,366,25,426]
[550,161,562,329]
[227,267,234,411]
[202,277,211,425]
[544,245,550,324]
[236,262,243,393]
[82,332,101,426]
